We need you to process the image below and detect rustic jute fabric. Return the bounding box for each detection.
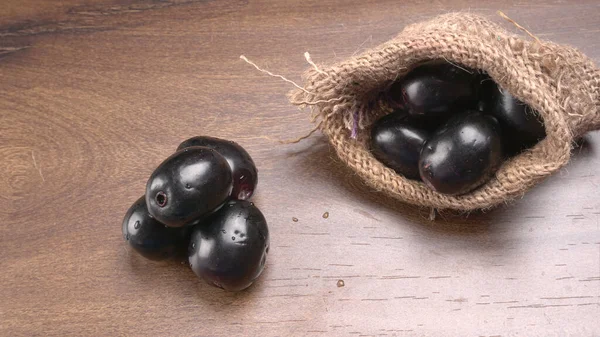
[290,13,600,211]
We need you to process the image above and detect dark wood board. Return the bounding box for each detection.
[1,1,599,335]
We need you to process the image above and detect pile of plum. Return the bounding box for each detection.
[371,61,546,195]
[122,136,269,291]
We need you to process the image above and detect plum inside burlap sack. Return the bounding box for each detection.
[290,13,600,211]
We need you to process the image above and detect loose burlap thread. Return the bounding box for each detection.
[289,13,600,211]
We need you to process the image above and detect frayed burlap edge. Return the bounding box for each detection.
[289,12,600,211]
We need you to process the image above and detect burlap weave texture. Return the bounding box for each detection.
[290,13,600,211]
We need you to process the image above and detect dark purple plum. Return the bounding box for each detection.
[419,112,503,195]
[188,200,269,292]
[388,62,478,118]
[122,196,189,260]
[177,136,258,200]
[479,78,545,155]
[146,146,233,228]
[370,112,430,180]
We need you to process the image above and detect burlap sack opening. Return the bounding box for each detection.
[290,13,600,211]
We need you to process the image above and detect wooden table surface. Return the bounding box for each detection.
[1,1,599,336]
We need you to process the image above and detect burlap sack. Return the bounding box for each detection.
[290,13,600,211]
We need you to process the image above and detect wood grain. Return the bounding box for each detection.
[1,1,599,336]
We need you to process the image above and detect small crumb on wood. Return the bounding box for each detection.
[337,279,345,287]
[323,211,329,219]
[292,217,298,222]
